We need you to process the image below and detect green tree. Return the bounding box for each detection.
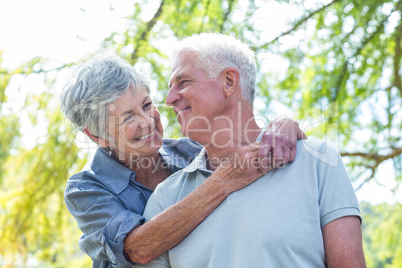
[0,0,400,266]
[258,0,402,190]
[0,57,90,266]
[102,0,402,187]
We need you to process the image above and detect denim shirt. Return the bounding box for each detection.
[64,138,202,268]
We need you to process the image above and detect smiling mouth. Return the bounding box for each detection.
[135,130,156,140]
[176,107,191,116]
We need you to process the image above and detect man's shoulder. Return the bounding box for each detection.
[296,138,327,150]
[152,162,204,206]
[143,166,195,219]
[295,138,342,168]
[296,138,339,156]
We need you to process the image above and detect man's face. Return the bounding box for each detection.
[166,52,226,144]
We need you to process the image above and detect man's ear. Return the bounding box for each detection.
[83,127,110,148]
[222,68,240,98]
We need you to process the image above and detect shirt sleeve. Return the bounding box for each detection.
[316,142,361,228]
[65,176,144,267]
[133,187,171,268]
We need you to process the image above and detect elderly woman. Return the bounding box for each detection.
[61,54,304,267]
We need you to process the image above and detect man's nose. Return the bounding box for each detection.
[166,87,180,106]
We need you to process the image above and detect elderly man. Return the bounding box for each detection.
[137,33,366,268]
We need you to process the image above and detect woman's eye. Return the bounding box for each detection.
[143,102,152,109]
[123,115,134,123]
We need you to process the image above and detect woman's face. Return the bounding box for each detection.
[107,85,164,163]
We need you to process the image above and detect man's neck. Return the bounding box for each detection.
[205,118,262,171]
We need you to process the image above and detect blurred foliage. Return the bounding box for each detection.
[0,57,90,265]
[0,0,401,266]
[262,0,402,191]
[361,202,402,267]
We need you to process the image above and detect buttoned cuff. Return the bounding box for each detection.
[88,210,144,267]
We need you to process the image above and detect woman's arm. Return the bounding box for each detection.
[124,116,305,264]
[65,177,146,267]
[124,143,264,264]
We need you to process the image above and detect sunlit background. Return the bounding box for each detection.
[0,0,401,267]
[1,0,399,202]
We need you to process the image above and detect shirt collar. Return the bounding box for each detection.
[182,147,209,173]
[256,128,265,141]
[90,148,133,195]
[182,129,265,174]
[158,139,200,171]
[90,139,197,194]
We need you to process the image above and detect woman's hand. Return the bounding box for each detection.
[125,143,265,263]
[209,142,265,194]
[258,115,306,173]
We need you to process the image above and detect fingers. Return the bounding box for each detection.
[260,133,295,169]
[272,138,284,168]
[242,143,270,175]
[235,130,298,173]
[283,146,290,165]
[264,116,304,167]
[214,146,263,194]
[260,133,286,169]
[233,143,260,169]
[257,134,272,173]
[297,129,307,140]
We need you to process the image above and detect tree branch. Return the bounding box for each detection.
[131,0,165,63]
[198,0,211,33]
[341,147,402,163]
[332,1,402,103]
[21,63,72,74]
[257,0,341,49]
[333,17,387,100]
[341,147,402,190]
[219,0,235,33]
[394,2,402,95]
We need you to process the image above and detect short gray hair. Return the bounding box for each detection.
[173,33,257,104]
[60,54,150,140]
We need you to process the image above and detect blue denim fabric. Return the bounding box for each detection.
[65,138,202,268]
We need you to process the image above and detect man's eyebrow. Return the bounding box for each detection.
[169,73,188,89]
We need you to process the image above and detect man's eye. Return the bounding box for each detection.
[180,80,189,87]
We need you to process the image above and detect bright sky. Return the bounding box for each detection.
[0,0,135,68]
[0,0,400,204]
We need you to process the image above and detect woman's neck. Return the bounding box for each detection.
[113,151,172,190]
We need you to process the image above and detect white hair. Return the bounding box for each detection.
[60,54,150,141]
[173,33,257,103]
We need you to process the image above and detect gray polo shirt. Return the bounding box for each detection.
[138,138,361,268]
